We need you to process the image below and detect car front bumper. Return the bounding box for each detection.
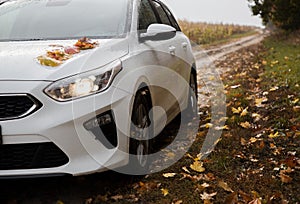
[0,80,132,177]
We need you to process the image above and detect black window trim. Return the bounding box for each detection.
[158,0,181,31]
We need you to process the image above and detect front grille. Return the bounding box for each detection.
[0,143,69,170]
[0,94,42,120]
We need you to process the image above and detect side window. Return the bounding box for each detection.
[151,1,172,26]
[138,0,158,31]
[161,3,181,31]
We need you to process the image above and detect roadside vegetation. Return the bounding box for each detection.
[178,20,257,47]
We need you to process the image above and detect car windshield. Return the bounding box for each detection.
[0,0,129,41]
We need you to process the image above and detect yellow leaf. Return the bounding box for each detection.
[292,98,299,104]
[201,183,210,188]
[269,86,279,91]
[161,188,169,196]
[262,60,267,65]
[240,121,251,129]
[56,201,64,204]
[182,166,191,173]
[215,125,230,130]
[218,180,234,192]
[232,107,242,114]
[269,132,279,138]
[190,161,205,173]
[240,137,247,146]
[240,107,249,117]
[255,97,268,107]
[252,113,262,120]
[249,137,258,143]
[205,123,213,128]
[200,192,217,200]
[163,173,176,178]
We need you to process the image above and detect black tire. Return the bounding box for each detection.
[183,71,198,119]
[128,89,153,174]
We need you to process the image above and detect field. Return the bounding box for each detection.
[179,20,258,47]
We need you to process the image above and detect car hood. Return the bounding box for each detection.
[0,39,128,81]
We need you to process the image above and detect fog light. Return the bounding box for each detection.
[83,110,118,149]
[84,113,112,130]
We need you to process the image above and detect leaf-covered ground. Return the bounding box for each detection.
[63,35,299,204]
[1,34,299,204]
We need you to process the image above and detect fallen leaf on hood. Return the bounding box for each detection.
[190,161,205,173]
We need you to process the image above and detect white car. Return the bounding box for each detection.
[0,0,196,177]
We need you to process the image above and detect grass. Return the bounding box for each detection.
[261,35,300,92]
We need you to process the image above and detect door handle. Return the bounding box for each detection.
[169,46,176,55]
[182,42,188,50]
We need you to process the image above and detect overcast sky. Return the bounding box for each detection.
[161,0,262,27]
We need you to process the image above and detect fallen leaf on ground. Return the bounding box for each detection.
[240,121,251,129]
[163,173,176,178]
[190,161,205,173]
[269,132,279,138]
[215,125,230,130]
[240,107,249,117]
[200,192,217,200]
[218,180,234,192]
[161,188,169,196]
[230,84,241,89]
[225,192,238,204]
[248,198,261,204]
[182,166,191,173]
[201,183,210,188]
[279,173,293,183]
[232,107,242,114]
[255,97,268,107]
[111,195,123,201]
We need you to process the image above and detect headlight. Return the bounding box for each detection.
[44,60,122,101]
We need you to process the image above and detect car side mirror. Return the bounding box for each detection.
[140,24,176,41]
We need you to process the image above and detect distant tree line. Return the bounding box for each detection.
[248,0,300,31]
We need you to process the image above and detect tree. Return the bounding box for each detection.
[249,0,300,30]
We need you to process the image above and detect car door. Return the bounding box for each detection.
[150,0,192,111]
[132,0,180,128]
